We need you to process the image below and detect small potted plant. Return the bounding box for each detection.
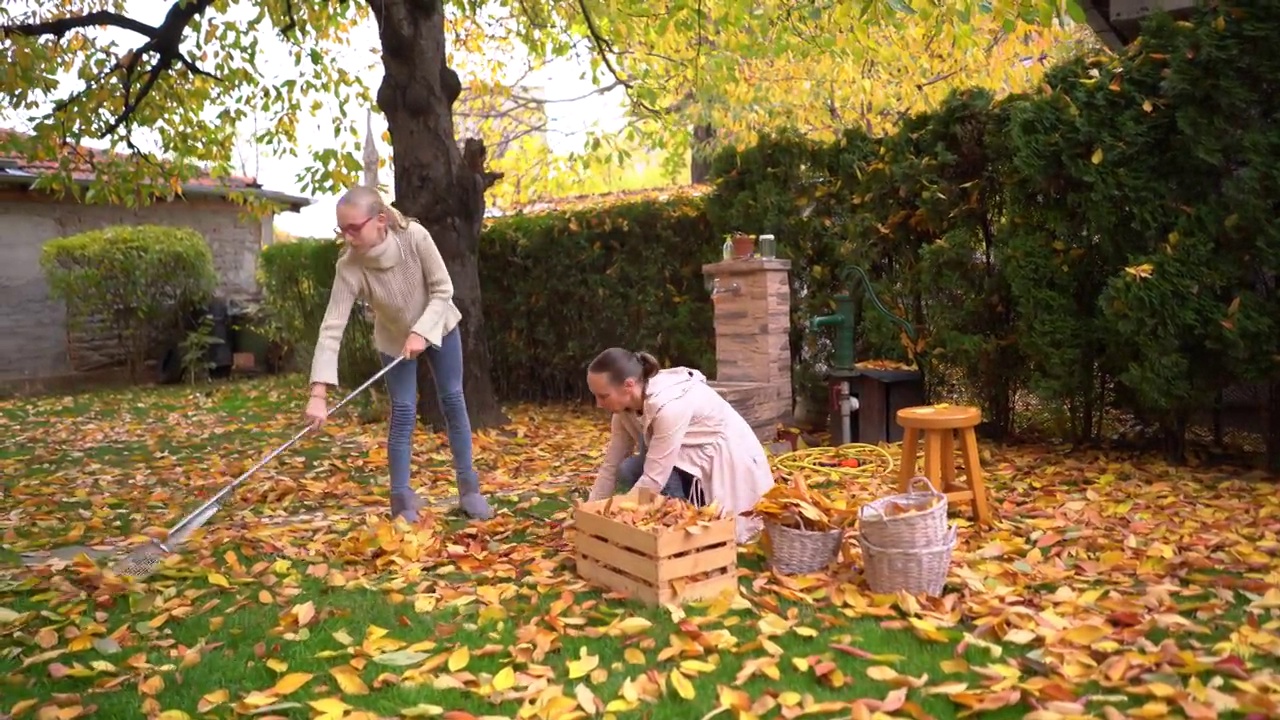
[731,233,755,259]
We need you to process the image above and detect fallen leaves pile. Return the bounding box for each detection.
[752,473,859,532]
[1,376,1279,720]
[854,360,918,372]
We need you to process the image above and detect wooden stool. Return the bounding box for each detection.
[896,405,992,527]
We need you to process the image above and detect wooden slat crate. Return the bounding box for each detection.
[572,489,739,607]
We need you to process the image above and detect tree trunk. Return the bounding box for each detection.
[1161,413,1188,465]
[690,123,715,184]
[368,0,509,431]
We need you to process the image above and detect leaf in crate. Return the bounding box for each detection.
[670,577,688,598]
[599,493,721,532]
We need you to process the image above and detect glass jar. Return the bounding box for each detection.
[758,234,777,259]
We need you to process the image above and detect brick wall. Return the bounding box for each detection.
[0,191,270,381]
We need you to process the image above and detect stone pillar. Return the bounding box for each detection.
[701,258,793,441]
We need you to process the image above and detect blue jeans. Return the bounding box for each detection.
[380,327,480,497]
[616,440,705,506]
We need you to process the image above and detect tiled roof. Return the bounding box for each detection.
[0,129,311,210]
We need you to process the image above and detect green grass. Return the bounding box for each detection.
[2,374,1279,720]
[0,568,1002,719]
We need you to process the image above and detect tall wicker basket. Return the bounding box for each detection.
[858,523,957,597]
[858,476,949,549]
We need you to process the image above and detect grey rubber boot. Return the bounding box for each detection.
[390,489,424,523]
[456,473,494,520]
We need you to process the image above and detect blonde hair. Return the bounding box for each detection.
[337,185,415,231]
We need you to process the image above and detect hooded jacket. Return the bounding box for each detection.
[593,366,774,543]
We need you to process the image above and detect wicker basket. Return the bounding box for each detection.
[858,523,957,597]
[764,522,844,575]
[858,476,949,550]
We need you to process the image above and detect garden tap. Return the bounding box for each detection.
[709,277,741,298]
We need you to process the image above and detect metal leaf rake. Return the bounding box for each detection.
[111,357,404,579]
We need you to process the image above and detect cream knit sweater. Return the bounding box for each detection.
[309,222,462,387]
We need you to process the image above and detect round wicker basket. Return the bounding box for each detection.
[857,523,957,597]
[765,522,844,575]
[858,476,949,550]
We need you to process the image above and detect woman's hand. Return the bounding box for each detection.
[402,332,428,359]
[304,395,328,429]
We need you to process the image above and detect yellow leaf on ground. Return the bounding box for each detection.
[567,648,599,679]
[611,617,653,636]
[493,665,516,691]
[270,672,313,696]
[330,665,370,695]
[447,646,470,672]
[668,669,696,700]
[308,697,352,718]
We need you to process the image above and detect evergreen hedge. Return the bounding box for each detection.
[257,239,381,392]
[478,194,718,401]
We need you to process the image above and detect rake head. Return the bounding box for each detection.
[110,539,172,579]
[110,501,222,579]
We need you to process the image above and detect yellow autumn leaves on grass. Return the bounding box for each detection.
[6,382,1280,720]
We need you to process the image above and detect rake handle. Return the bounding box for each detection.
[162,356,407,540]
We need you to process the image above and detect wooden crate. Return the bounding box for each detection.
[572,489,739,607]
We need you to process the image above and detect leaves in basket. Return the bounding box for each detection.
[752,474,857,532]
[877,495,942,519]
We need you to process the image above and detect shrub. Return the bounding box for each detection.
[40,225,217,380]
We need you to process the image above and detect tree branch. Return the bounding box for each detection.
[574,0,661,117]
[1,11,159,40]
[281,0,299,38]
[467,140,502,190]
[4,0,229,138]
[509,81,622,106]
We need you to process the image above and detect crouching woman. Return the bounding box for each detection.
[584,347,774,543]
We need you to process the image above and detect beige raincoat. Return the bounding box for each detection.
[588,367,775,543]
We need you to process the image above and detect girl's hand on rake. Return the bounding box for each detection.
[402,332,428,359]
[305,394,328,429]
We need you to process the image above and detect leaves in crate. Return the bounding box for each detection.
[594,493,723,533]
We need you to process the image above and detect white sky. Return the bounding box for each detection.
[4,0,630,237]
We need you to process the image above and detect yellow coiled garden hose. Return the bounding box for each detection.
[770,442,896,482]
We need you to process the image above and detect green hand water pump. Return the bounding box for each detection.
[807,265,918,370]
[806,265,924,446]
